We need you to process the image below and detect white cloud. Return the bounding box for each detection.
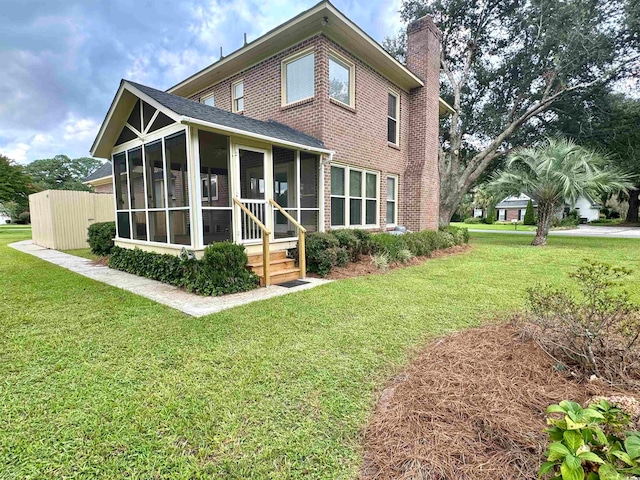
[3,142,31,162]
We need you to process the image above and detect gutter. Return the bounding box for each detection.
[179,116,335,156]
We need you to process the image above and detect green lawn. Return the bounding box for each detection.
[451,221,538,231]
[1,228,639,478]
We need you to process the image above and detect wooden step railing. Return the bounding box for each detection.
[269,199,306,279]
[233,197,271,286]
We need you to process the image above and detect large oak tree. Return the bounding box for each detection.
[385,0,639,225]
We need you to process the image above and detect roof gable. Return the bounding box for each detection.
[91,80,328,158]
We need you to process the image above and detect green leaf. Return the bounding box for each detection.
[560,460,584,480]
[565,453,581,470]
[611,450,634,466]
[539,461,557,478]
[548,404,568,414]
[565,416,586,430]
[560,401,582,413]
[582,408,606,420]
[624,434,640,460]
[586,473,599,480]
[549,442,571,461]
[598,464,623,480]
[564,431,585,452]
[578,451,605,464]
[593,427,608,445]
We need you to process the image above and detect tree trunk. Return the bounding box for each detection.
[532,203,554,246]
[438,181,466,227]
[626,188,640,224]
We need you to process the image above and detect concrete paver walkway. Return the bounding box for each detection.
[9,240,330,317]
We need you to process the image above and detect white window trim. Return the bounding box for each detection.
[201,93,215,107]
[330,164,379,229]
[232,79,244,113]
[281,47,315,107]
[328,49,355,108]
[201,172,219,202]
[386,174,398,227]
[387,91,400,146]
[112,127,195,249]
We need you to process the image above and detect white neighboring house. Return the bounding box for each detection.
[0,211,10,224]
[494,193,601,222]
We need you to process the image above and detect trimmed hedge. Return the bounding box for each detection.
[88,221,116,256]
[109,242,258,296]
[303,226,469,277]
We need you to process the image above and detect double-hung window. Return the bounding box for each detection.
[387,92,399,145]
[232,80,244,112]
[328,52,354,107]
[282,50,315,105]
[386,175,398,226]
[330,165,378,227]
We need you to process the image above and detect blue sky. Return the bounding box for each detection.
[0,0,403,164]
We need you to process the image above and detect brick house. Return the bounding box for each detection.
[90,1,453,284]
[83,162,113,193]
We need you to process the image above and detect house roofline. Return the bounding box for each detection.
[179,116,335,155]
[167,1,424,97]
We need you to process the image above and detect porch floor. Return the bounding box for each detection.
[9,240,331,317]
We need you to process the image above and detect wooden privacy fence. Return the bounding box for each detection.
[29,190,115,250]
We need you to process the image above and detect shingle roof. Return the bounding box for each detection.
[495,199,536,209]
[83,162,112,182]
[127,81,327,151]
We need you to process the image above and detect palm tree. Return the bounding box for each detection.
[488,138,632,246]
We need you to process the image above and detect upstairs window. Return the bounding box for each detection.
[282,50,315,105]
[232,80,244,113]
[328,52,354,107]
[202,94,215,107]
[387,92,399,145]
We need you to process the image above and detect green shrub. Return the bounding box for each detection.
[523,199,536,225]
[440,225,470,245]
[397,249,413,263]
[17,211,30,224]
[403,231,439,256]
[108,245,258,296]
[352,229,373,255]
[539,399,640,479]
[484,204,496,224]
[332,229,361,261]
[369,233,407,261]
[463,217,481,224]
[87,221,116,256]
[305,232,349,276]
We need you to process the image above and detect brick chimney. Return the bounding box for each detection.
[403,15,441,231]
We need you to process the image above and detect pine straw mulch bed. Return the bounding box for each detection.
[322,244,472,280]
[360,323,638,480]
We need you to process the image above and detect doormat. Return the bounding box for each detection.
[277,279,310,288]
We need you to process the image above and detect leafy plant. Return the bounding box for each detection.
[525,261,640,385]
[370,252,390,270]
[87,221,116,256]
[108,245,258,296]
[397,249,413,263]
[540,399,640,479]
[464,217,481,224]
[369,233,407,261]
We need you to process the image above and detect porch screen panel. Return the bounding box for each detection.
[300,152,319,232]
[128,147,145,210]
[116,212,130,239]
[148,211,167,243]
[199,130,232,244]
[145,141,165,209]
[169,210,191,245]
[113,152,129,210]
[166,132,189,208]
[273,147,297,239]
[132,211,147,241]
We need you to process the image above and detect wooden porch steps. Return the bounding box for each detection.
[247,250,301,286]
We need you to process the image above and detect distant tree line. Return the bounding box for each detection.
[0,154,104,222]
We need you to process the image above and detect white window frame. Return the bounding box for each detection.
[386,174,398,227]
[111,125,194,249]
[330,164,379,229]
[232,79,244,113]
[201,93,215,107]
[328,50,355,108]
[201,171,219,203]
[281,48,315,106]
[387,91,400,146]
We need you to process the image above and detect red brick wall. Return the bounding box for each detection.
[189,28,440,232]
[404,16,441,231]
